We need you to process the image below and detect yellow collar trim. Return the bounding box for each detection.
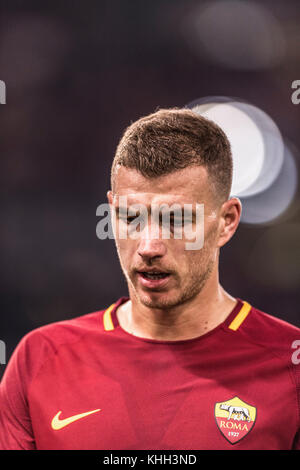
[104,300,252,333]
[103,303,116,331]
[228,301,252,331]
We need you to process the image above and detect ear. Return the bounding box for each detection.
[217,197,242,248]
[107,190,113,205]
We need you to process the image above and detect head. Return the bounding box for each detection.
[107,108,241,309]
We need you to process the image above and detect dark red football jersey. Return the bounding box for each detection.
[0,297,299,450]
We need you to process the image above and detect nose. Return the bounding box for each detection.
[137,225,167,261]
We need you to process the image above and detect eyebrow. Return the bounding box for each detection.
[114,206,197,220]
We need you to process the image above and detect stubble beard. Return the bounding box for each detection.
[128,256,215,310]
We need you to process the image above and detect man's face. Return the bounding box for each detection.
[108,165,223,309]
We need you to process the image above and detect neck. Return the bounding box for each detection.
[116,273,237,341]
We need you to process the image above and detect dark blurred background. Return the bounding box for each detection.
[1,0,300,377]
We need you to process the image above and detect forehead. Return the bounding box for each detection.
[113,165,213,205]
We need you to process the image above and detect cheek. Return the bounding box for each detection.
[183,236,216,270]
[116,239,137,262]
[203,219,220,249]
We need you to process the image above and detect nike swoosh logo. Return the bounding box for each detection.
[51,409,101,430]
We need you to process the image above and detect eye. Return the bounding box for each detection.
[119,216,137,224]
[171,218,184,227]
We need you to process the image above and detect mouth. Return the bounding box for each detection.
[136,270,171,288]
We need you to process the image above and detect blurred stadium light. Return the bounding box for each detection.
[187,96,298,224]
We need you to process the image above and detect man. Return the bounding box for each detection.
[0,108,299,450]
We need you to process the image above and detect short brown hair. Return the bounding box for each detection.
[111,108,233,203]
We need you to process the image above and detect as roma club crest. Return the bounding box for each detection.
[214,396,256,444]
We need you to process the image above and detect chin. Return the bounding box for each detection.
[137,291,184,309]
[138,279,207,309]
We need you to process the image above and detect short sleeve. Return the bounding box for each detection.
[0,336,36,449]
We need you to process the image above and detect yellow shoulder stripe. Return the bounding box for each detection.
[103,303,116,331]
[228,301,252,331]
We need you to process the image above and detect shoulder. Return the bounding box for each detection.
[5,297,126,376]
[235,301,300,362]
[4,305,112,382]
[21,309,103,350]
[1,300,125,396]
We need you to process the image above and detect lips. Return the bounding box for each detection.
[136,270,171,288]
[137,268,170,277]
[140,272,168,280]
